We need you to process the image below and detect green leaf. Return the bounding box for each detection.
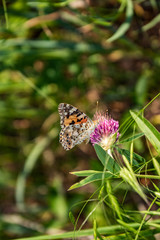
[119,133,144,144]
[152,182,160,192]
[130,111,160,154]
[69,211,76,225]
[107,0,133,42]
[94,144,120,174]
[98,185,104,200]
[116,147,145,167]
[135,70,151,106]
[16,128,58,211]
[68,172,113,190]
[71,170,100,177]
[117,219,137,233]
[106,180,123,220]
[2,0,9,29]
[152,157,160,176]
[142,13,160,32]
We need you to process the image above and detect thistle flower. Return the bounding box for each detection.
[90,114,119,151]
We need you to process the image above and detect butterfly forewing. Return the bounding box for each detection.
[58,103,88,126]
[58,103,95,150]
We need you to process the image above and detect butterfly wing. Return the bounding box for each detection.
[58,103,95,150]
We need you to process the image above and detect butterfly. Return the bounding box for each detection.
[58,103,98,150]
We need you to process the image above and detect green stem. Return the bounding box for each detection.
[12,219,160,240]
[135,196,158,240]
[135,174,160,180]
[142,92,160,111]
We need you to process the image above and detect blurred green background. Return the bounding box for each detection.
[0,0,160,239]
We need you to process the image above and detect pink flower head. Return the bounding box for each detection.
[90,113,119,151]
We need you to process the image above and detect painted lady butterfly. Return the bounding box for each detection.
[58,103,98,150]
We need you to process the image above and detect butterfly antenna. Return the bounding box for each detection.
[106,109,109,118]
[96,101,99,113]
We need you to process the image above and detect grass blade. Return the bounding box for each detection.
[15,128,58,211]
[71,170,101,177]
[68,172,113,190]
[130,110,160,154]
[119,133,144,144]
[107,0,133,42]
[12,219,160,240]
